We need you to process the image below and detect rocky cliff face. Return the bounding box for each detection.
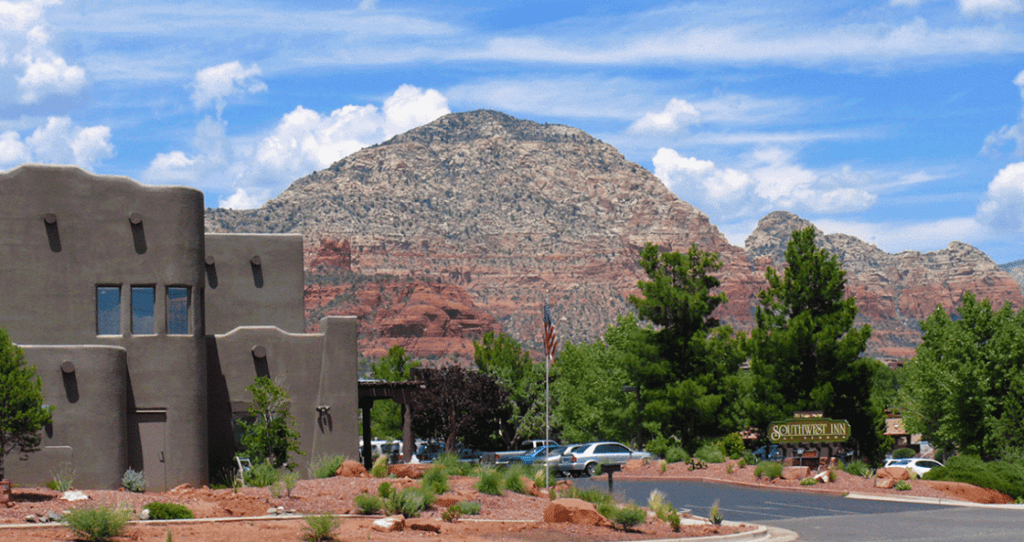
[206,110,1023,363]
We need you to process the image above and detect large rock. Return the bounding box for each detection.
[407,518,442,533]
[876,467,911,480]
[782,466,810,481]
[388,463,431,479]
[435,491,476,507]
[371,516,405,532]
[336,460,368,478]
[544,498,613,528]
[875,478,896,489]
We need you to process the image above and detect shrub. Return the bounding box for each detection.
[449,500,481,515]
[144,502,194,520]
[370,454,389,478]
[645,434,682,459]
[441,507,461,522]
[422,465,450,495]
[596,501,617,520]
[281,471,300,498]
[895,480,912,491]
[244,460,279,487]
[726,463,734,475]
[840,460,873,478]
[121,468,146,493]
[434,452,473,476]
[558,486,614,507]
[308,454,346,479]
[49,464,76,492]
[612,503,646,530]
[237,376,303,469]
[923,455,1024,499]
[475,468,503,495]
[708,500,723,525]
[668,510,681,532]
[384,487,435,518]
[533,466,557,488]
[665,446,689,464]
[302,512,340,542]
[354,494,384,514]
[721,433,745,459]
[892,448,916,459]
[754,461,783,480]
[62,505,131,541]
[660,461,668,473]
[694,442,726,464]
[742,451,757,465]
[800,478,818,486]
[647,489,675,522]
[377,482,393,499]
[504,472,526,494]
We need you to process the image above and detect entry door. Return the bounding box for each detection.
[135,411,167,491]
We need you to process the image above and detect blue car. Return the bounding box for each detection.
[753,444,783,462]
[504,445,568,467]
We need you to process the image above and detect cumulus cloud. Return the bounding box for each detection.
[982,70,1024,156]
[628,98,700,135]
[959,0,1023,15]
[2,2,87,103]
[977,161,1024,232]
[0,116,113,168]
[191,61,267,115]
[144,84,449,209]
[653,146,876,218]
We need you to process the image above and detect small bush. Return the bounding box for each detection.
[892,448,917,459]
[384,487,435,518]
[721,433,745,458]
[895,480,912,491]
[245,460,280,487]
[708,500,723,525]
[354,494,384,514]
[840,460,873,478]
[612,503,646,530]
[742,451,757,465]
[144,502,194,520]
[665,446,689,464]
[49,464,76,492]
[668,510,681,532]
[726,463,734,475]
[281,471,300,498]
[687,457,708,471]
[924,455,1024,499]
[377,481,393,499]
[800,478,818,486]
[533,466,557,488]
[660,461,668,473]
[475,468,503,495]
[122,468,146,493]
[558,486,614,507]
[62,505,131,541]
[737,458,746,469]
[434,452,473,476]
[504,472,526,494]
[302,512,340,542]
[645,434,682,459]
[694,443,726,464]
[596,501,617,520]
[441,507,461,522]
[370,455,389,478]
[449,500,481,515]
[754,461,783,480]
[422,465,450,495]
[308,454,346,479]
[647,489,675,522]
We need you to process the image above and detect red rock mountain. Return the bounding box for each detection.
[206,110,1023,363]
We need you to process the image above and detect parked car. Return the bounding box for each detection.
[505,445,568,467]
[558,442,652,477]
[883,457,944,476]
[359,439,402,464]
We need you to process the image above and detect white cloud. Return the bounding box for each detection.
[812,217,986,254]
[2,4,87,103]
[982,70,1024,156]
[0,116,113,168]
[191,61,267,115]
[959,0,1023,16]
[145,84,449,209]
[628,98,700,135]
[977,161,1024,232]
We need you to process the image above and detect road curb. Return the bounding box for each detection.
[844,492,1024,509]
[616,474,849,497]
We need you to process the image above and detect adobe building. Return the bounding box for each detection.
[0,164,359,490]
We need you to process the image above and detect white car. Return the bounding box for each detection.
[558,441,652,477]
[883,457,944,476]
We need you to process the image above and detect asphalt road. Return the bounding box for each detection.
[573,478,1024,541]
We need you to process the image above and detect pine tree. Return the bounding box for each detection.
[0,329,53,480]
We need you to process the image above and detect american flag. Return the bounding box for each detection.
[543,299,557,364]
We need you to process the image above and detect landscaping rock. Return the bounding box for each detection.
[408,518,442,533]
[876,467,911,480]
[813,471,831,483]
[372,515,405,532]
[388,463,430,479]
[543,498,613,528]
[336,460,369,478]
[782,466,810,480]
[875,478,896,489]
[624,459,646,471]
[140,509,151,520]
[435,490,475,507]
[520,476,544,497]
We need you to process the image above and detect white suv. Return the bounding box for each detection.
[883,457,944,476]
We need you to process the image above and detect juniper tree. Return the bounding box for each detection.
[0,329,53,480]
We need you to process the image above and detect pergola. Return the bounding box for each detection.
[357,380,425,470]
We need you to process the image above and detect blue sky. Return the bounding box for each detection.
[3,1,1024,263]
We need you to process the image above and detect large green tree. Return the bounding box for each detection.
[237,376,303,469]
[627,243,746,443]
[410,365,508,452]
[0,329,53,480]
[367,345,420,439]
[899,292,1024,458]
[474,332,543,450]
[748,227,884,461]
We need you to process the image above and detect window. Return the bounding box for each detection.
[96,286,121,335]
[166,287,190,335]
[131,286,155,335]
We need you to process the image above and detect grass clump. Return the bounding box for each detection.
[121,468,146,493]
[302,512,340,542]
[708,500,723,525]
[370,454,390,478]
[244,460,280,487]
[353,494,384,514]
[62,505,131,541]
[449,500,481,515]
[144,502,194,520]
[556,485,614,507]
[441,507,461,522]
[895,480,912,491]
[647,489,675,522]
[800,477,818,486]
[48,463,77,492]
[377,481,393,499]
[434,452,473,476]
[475,468,503,495]
[422,465,450,495]
[383,487,435,518]
[840,460,873,478]
[610,502,646,530]
[308,454,347,479]
[754,461,783,480]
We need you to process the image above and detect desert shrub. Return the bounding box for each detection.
[121,468,146,493]
[281,471,299,497]
[504,472,526,494]
[308,454,347,479]
[923,455,1024,499]
[377,481,393,499]
[62,505,131,541]
[612,503,646,530]
[660,461,668,473]
[646,434,682,459]
[302,512,340,542]
[533,466,557,488]
[144,502,194,520]
[559,486,614,507]
[450,500,481,515]
[370,455,389,478]
[721,433,745,459]
[434,452,473,476]
[742,451,757,465]
[245,460,279,487]
[354,494,384,514]
[800,478,818,486]
[895,480,912,491]
[422,465,450,495]
[475,468,503,495]
[708,500,723,525]
[668,510,681,532]
[647,489,675,522]
[694,442,726,464]
[665,446,689,464]
[49,464,76,492]
[384,487,435,518]
[840,460,873,478]
[754,461,783,480]
[892,448,916,459]
[441,507,461,522]
[596,501,617,520]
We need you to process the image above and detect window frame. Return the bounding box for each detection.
[130,285,157,335]
[96,285,122,336]
[165,286,191,335]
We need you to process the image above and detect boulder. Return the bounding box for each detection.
[388,463,431,479]
[435,491,475,508]
[407,518,442,533]
[875,478,896,489]
[520,476,544,497]
[624,459,646,471]
[336,460,368,478]
[371,515,405,532]
[544,498,613,528]
[782,466,810,480]
[813,471,830,483]
[876,467,911,480]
